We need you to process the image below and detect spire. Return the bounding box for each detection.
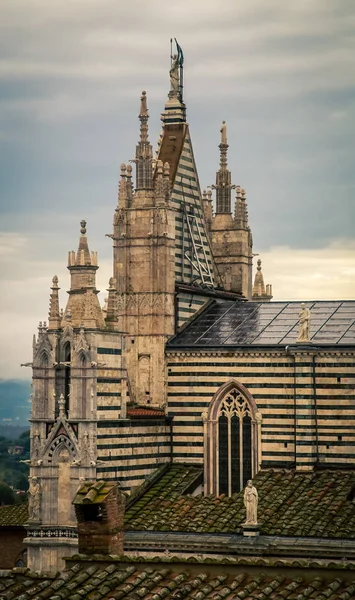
[64,221,105,329]
[135,91,153,191]
[202,189,213,232]
[118,163,128,208]
[48,275,61,330]
[105,277,118,330]
[252,259,273,302]
[213,121,235,214]
[234,186,249,228]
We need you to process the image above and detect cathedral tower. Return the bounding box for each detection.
[112,91,176,407]
[26,223,123,572]
[210,123,253,298]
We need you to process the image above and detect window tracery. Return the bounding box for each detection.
[204,380,261,496]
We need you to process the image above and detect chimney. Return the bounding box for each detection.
[73,480,125,556]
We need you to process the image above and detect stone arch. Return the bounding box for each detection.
[204,380,262,496]
[207,379,259,422]
[47,435,76,464]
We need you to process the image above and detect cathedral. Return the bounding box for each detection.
[25,45,355,572]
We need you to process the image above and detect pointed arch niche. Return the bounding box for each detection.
[204,380,262,496]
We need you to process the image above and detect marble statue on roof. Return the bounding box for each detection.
[297,303,311,343]
[244,480,258,524]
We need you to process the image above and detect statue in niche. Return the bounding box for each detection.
[297,303,311,343]
[243,480,258,524]
[28,477,41,521]
[169,54,179,93]
[31,430,41,463]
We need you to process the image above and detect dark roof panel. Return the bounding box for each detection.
[168,300,355,347]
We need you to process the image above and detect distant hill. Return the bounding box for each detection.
[0,380,31,427]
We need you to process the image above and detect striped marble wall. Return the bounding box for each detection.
[96,419,171,491]
[171,131,214,287]
[166,349,355,470]
[176,291,209,329]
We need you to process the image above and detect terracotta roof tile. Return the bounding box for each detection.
[0,562,354,599]
[0,503,28,526]
[125,467,355,539]
[126,408,166,418]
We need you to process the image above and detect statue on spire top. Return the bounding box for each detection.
[169,38,184,101]
[220,121,227,145]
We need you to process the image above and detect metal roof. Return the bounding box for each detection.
[167,300,355,347]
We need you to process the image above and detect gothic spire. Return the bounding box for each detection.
[213,121,234,214]
[64,221,105,328]
[252,259,273,301]
[234,186,249,228]
[48,275,61,330]
[135,91,153,191]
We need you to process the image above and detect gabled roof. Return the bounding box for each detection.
[167,299,355,347]
[125,466,355,539]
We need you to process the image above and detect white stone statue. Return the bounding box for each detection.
[297,303,311,343]
[244,480,258,524]
[220,120,227,144]
[31,430,41,462]
[169,54,179,93]
[28,477,41,521]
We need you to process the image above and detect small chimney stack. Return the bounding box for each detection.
[73,480,124,556]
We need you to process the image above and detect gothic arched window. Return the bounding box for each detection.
[64,343,71,416]
[80,354,87,419]
[204,380,262,496]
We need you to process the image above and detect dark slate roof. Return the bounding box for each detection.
[0,503,28,526]
[1,559,355,599]
[167,299,355,347]
[125,467,355,538]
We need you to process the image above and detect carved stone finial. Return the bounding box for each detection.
[80,220,87,235]
[58,393,66,418]
[52,275,59,287]
[120,163,127,177]
[257,259,262,271]
[297,303,311,343]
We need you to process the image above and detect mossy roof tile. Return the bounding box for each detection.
[125,466,355,539]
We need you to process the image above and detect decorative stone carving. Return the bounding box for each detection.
[243,480,258,524]
[28,477,41,522]
[74,327,90,355]
[31,430,41,463]
[58,393,66,419]
[169,54,179,93]
[297,303,311,343]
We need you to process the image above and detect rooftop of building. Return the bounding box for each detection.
[0,502,28,527]
[125,464,355,540]
[2,556,355,599]
[167,299,355,347]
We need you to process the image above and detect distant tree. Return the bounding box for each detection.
[17,430,30,454]
[14,472,29,492]
[0,436,9,454]
[0,481,16,505]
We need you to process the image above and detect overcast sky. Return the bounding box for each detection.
[1,0,355,380]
